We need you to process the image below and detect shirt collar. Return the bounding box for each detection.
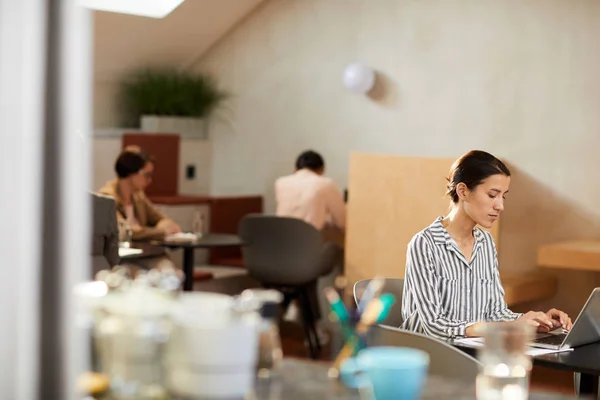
[295,168,319,177]
[430,216,486,247]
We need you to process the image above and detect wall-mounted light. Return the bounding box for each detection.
[342,62,376,94]
[79,0,185,18]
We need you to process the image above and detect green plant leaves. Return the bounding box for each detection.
[119,68,229,126]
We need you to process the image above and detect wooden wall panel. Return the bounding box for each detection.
[209,196,263,266]
[345,153,499,286]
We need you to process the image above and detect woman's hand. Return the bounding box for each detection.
[545,308,572,331]
[165,223,181,235]
[517,311,555,332]
[157,219,181,235]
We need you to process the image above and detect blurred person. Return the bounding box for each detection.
[275,150,346,345]
[123,144,155,192]
[99,150,181,241]
[402,150,572,340]
[275,150,346,233]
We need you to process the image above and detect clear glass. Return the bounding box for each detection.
[94,289,173,400]
[118,220,133,248]
[192,209,205,236]
[476,322,535,400]
[256,318,283,378]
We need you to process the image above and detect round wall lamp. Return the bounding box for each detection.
[342,62,375,94]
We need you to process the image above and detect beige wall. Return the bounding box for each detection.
[197,0,600,316]
[92,0,266,128]
[94,81,121,128]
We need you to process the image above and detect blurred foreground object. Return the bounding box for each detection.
[476,322,534,400]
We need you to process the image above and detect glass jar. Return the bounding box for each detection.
[94,287,173,399]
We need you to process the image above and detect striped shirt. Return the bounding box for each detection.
[401,217,522,339]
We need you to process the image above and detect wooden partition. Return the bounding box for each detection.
[345,153,499,286]
[209,196,263,267]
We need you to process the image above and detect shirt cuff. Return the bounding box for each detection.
[450,323,470,338]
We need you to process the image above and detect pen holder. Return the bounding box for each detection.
[330,308,370,376]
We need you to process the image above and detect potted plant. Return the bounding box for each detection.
[119,68,228,139]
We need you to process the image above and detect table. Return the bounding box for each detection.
[155,233,245,291]
[118,242,166,262]
[455,341,600,398]
[252,359,579,399]
[538,240,600,271]
[535,342,600,398]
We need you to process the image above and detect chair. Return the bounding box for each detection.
[238,214,332,359]
[370,325,481,383]
[90,192,119,277]
[353,278,404,328]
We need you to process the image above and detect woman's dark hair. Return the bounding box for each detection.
[123,145,156,163]
[115,151,146,179]
[295,150,325,171]
[446,150,510,203]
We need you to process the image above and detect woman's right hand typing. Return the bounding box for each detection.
[517,311,555,332]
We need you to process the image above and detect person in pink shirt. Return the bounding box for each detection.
[275,150,346,232]
[275,150,346,344]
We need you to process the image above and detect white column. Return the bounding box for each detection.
[0,0,47,398]
[0,0,92,398]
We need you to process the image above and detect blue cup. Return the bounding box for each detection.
[339,346,429,400]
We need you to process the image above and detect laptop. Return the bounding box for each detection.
[531,287,600,350]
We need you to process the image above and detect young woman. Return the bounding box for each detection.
[401,150,572,339]
[99,151,181,241]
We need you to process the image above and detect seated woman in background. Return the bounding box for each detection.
[99,150,181,241]
[401,150,572,339]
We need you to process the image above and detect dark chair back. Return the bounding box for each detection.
[238,215,324,285]
[91,192,119,276]
[354,278,405,328]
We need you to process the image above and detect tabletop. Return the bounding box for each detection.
[251,359,580,400]
[533,341,600,376]
[456,341,600,376]
[153,233,245,249]
[118,242,166,261]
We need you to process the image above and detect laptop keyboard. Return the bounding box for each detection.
[535,333,567,346]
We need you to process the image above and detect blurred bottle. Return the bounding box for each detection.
[256,300,283,378]
[234,289,284,379]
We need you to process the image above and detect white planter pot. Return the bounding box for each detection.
[140,115,208,139]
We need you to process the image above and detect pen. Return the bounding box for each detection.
[325,287,350,322]
[357,276,385,315]
[332,294,396,370]
[324,287,356,343]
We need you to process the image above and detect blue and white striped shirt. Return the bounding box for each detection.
[401,217,521,339]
